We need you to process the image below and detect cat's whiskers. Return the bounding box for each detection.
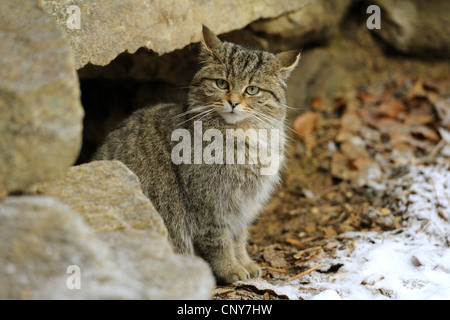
[176,108,216,127]
[251,109,295,142]
[252,116,277,135]
[250,112,275,130]
[261,102,300,138]
[246,113,296,148]
[172,104,213,119]
[280,102,302,114]
[195,109,216,123]
[260,111,293,133]
[251,109,283,128]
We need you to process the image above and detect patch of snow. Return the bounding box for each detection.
[240,278,302,300]
[321,230,450,299]
[310,289,341,300]
[249,164,450,300]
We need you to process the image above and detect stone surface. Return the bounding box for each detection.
[0,161,214,299]
[0,1,84,198]
[36,160,215,299]
[370,0,450,58]
[0,196,141,299]
[41,0,311,69]
[249,0,353,48]
[38,160,167,235]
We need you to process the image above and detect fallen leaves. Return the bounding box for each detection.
[262,245,288,269]
[375,99,407,119]
[293,79,447,188]
[293,111,320,157]
[293,247,324,267]
[293,111,320,139]
[434,98,450,130]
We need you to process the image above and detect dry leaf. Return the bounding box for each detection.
[311,96,326,111]
[293,111,320,157]
[407,80,428,98]
[293,246,325,262]
[351,156,380,187]
[405,98,436,125]
[340,111,363,133]
[410,125,441,142]
[263,246,288,268]
[404,113,436,126]
[340,139,369,160]
[319,225,337,237]
[335,111,365,143]
[434,98,450,129]
[357,91,377,104]
[331,151,350,180]
[374,118,408,135]
[293,247,325,267]
[376,99,407,119]
[293,111,320,139]
[284,237,304,247]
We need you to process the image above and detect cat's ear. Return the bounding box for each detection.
[201,25,222,53]
[275,50,301,78]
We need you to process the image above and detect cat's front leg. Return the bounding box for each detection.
[234,230,262,278]
[195,228,250,284]
[169,231,195,255]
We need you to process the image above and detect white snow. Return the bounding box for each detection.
[243,163,450,300]
[310,289,341,300]
[320,230,450,299]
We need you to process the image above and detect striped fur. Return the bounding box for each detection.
[94,26,300,284]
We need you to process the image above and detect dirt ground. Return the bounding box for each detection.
[213,32,450,300]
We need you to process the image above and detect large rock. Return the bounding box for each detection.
[370,0,450,59]
[249,0,353,48]
[0,161,214,299]
[0,196,144,299]
[41,0,311,69]
[38,160,168,235]
[0,1,84,199]
[36,160,215,299]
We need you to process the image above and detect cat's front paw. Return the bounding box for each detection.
[214,264,250,284]
[244,262,262,278]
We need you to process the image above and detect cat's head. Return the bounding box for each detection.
[187,25,300,126]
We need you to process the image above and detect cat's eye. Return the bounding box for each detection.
[216,79,229,90]
[245,86,260,95]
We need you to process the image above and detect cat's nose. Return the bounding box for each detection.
[228,100,239,109]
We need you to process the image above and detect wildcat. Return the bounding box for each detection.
[93,26,300,284]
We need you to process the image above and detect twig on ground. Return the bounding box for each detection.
[421,139,446,163]
[430,179,448,221]
[280,264,322,285]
